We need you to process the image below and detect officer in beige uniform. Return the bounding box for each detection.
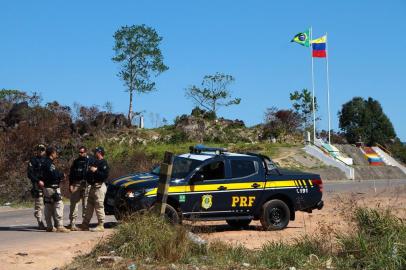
[80,147,109,232]
[68,146,92,231]
[41,147,70,233]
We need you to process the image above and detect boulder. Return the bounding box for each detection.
[3,102,29,127]
[93,113,130,129]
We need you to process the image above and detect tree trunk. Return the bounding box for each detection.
[128,90,134,125]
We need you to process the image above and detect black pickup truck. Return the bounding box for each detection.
[105,145,323,230]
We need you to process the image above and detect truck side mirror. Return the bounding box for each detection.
[191,172,204,183]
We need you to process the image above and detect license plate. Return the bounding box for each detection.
[107,198,115,206]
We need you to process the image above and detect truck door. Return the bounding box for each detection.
[183,158,231,218]
[221,157,266,216]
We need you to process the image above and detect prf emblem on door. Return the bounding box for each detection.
[201,194,213,210]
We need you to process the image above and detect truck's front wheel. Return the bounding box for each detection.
[260,199,290,230]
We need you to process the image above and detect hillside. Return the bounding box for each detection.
[1,99,405,203]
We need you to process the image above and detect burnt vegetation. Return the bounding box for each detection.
[0,89,134,203]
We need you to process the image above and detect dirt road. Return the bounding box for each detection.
[0,205,115,270]
[0,179,405,270]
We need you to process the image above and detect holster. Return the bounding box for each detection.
[31,183,43,198]
[44,188,62,203]
[51,191,62,202]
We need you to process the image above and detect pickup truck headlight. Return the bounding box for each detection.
[125,188,154,199]
[125,190,143,198]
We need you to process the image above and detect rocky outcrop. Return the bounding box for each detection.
[3,102,29,127]
[93,113,130,129]
[174,115,260,143]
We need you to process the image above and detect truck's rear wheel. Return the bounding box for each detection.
[260,199,290,230]
[226,219,252,229]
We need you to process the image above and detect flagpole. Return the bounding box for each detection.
[325,32,331,144]
[310,27,316,143]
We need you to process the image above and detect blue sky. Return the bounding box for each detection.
[1,1,405,140]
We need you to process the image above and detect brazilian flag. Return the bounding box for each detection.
[291,29,310,47]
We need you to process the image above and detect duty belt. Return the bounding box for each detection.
[45,184,59,188]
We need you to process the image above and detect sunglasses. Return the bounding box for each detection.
[79,151,86,154]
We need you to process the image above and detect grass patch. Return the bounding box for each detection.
[336,208,406,269]
[65,207,406,270]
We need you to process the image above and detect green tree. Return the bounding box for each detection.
[338,97,396,145]
[185,72,240,116]
[112,25,168,124]
[289,89,319,130]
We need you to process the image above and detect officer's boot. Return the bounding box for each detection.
[46,227,57,232]
[79,222,90,231]
[56,226,70,233]
[70,219,79,231]
[38,220,46,230]
[91,223,104,232]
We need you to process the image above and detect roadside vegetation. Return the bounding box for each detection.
[65,207,406,270]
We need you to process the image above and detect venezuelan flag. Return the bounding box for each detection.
[312,35,327,58]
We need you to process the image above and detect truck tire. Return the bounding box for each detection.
[260,199,290,230]
[226,219,252,229]
[114,203,131,221]
[163,204,181,225]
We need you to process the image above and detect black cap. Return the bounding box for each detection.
[94,146,105,155]
[36,144,46,152]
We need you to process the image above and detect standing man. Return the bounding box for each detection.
[80,146,109,232]
[68,146,92,231]
[41,147,70,233]
[27,144,46,230]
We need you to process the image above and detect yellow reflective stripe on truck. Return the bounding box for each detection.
[144,180,301,196]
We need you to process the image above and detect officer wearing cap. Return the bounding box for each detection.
[41,147,70,233]
[27,144,46,230]
[80,146,109,232]
[68,146,92,231]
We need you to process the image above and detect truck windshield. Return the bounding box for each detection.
[151,157,203,179]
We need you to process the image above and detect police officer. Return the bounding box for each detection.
[68,146,92,231]
[80,146,109,232]
[27,144,46,230]
[41,147,70,233]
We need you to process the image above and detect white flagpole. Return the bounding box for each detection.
[310,27,316,143]
[325,33,331,144]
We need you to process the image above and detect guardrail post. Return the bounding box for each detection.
[156,151,174,216]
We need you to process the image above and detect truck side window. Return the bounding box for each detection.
[231,160,257,178]
[200,161,225,180]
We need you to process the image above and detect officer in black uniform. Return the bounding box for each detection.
[80,146,109,232]
[27,144,46,230]
[41,147,70,232]
[68,146,92,230]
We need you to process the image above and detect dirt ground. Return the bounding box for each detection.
[195,185,406,249]
[0,185,405,270]
[0,230,114,270]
